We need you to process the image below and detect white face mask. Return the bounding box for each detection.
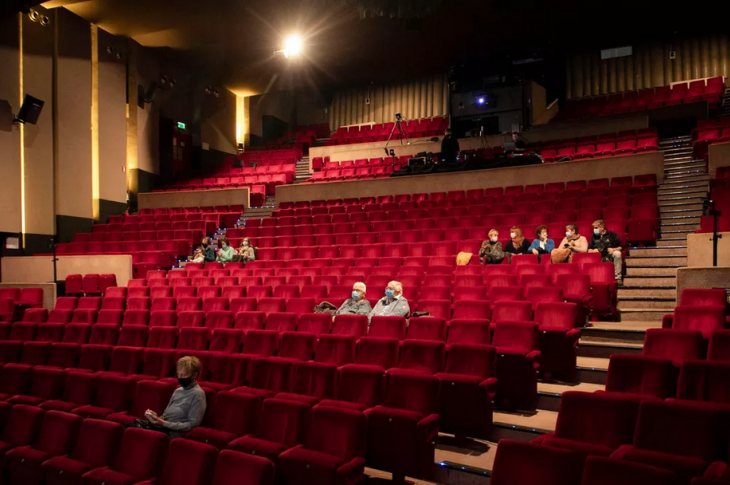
[565,231,572,238]
[490,237,498,243]
[242,241,249,246]
[509,232,516,239]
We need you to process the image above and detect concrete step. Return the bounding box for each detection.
[620,308,673,321]
[661,229,696,236]
[625,256,687,267]
[576,357,608,385]
[658,180,709,190]
[656,238,687,247]
[629,247,687,257]
[663,175,710,184]
[576,340,644,359]
[658,195,706,204]
[581,321,661,342]
[665,164,706,174]
[659,222,699,232]
[660,214,702,223]
[618,299,676,310]
[623,276,677,287]
[625,266,678,276]
[618,288,677,298]
[664,158,704,166]
[659,203,703,214]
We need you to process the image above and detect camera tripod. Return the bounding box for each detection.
[383,113,409,173]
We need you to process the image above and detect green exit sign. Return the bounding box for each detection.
[177,122,186,129]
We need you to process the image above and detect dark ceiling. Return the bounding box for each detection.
[38,0,730,96]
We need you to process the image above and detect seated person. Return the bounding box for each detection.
[528,225,555,263]
[439,128,460,164]
[144,356,207,438]
[369,281,410,318]
[511,131,527,151]
[479,229,505,265]
[216,237,236,263]
[504,226,531,261]
[201,237,216,262]
[336,282,372,315]
[237,237,256,262]
[588,219,623,285]
[552,224,588,263]
[189,247,204,264]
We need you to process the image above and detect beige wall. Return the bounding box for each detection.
[56,8,92,220]
[687,232,730,267]
[677,267,730,297]
[277,151,664,203]
[23,10,55,236]
[0,17,22,234]
[138,187,250,210]
[328,73,449,130]
[1,255,133,287]
[709,142,730,177]
[566,34,729,98]
[201,87,237,154]
[0,283,57,309]
[97,28,128,205]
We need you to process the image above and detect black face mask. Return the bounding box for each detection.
[201,243,208,248]
[178,377,193,388]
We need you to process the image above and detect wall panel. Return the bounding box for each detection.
[0,15,22,234]
[566,34,730,98]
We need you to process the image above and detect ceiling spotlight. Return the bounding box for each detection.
[40,16,50,27]
[282,35,303,58]
[29,10,39,21]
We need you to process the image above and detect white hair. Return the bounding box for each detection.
[353,282,366,294]
[388,281,403,295]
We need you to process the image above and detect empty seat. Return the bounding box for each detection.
[490,439,585,485]
[277,332,316,361]
[315,335,356,367]
[406,317,447,342]
[209,450,274,485]
[185,390,260,449]
[71,374,135,419]
[492,321,540,411]
[332,314,368,338]
[368,316,406,340]
[0,405,47,473]
[676,360,730,405]
[669,305,726,338]
[580,455,678,485]
[605,355,677,399]
[643,328,705,365]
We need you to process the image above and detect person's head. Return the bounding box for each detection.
[565,224,578,238]
[201,237,210,248]
[488,229,499,243]
[535,225,548,240]
[592,219,606,236]
[242,237,250,247]
[385,281,403,299]
[445,129,452,137]
[509,227,523,241]
[351,282,366,301]
[176,356,201,387]
[220,236,229,248]
[512,132,519,141]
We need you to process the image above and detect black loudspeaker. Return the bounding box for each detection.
[16,94,44,124]
[143,82,159,103]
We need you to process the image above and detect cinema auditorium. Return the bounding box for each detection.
[0,1,729,484]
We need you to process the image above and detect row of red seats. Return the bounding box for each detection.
[491,391,730,485]
[554,76,725,122]
[306,164,400,183]
[324,116,448,146]
[697,185,730,233]
[318,155,411,171]
[279,175,659,209]
[0,405,277,485]
[530,127,658,152]
[138,206,240,216]
[238,147,300,162]
[0,288,44,324]
[153,183,267,205]
[538,137,658,162]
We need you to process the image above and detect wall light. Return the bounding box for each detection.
[283,35,303,58]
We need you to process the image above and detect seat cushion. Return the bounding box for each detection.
[40,400,83,413]
[6,445,52,483]
[196,381,232,392]
[104,412,136,427]
[231,387,276,399]
[275,393,320,407]
[6,395,46,406]
[434,373,483,385]
[316,399,368,412]
[72,405,113,419]
[80,466,139,485]
[42,455,94,485]
[184,427,238,450]
[228,435,290,462]
[537,435,613,458]
[279,445,344,485]
[611,445,708,482]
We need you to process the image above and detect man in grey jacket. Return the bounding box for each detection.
[145,356,207,438]
[369,280,410,318]
[336,282,372,315]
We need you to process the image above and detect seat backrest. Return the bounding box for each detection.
[265,312,298,333]
[643,328,704,365]
[492,321,539,352]
[368,316,406,340]
[384,372,440,417]
[679,288,728,309]
[35,410,83,455]
[633,400,730,462]
[447,319,490,346]
[2,404,45,447]
[70,418,125,466]
[489,439,585,485]
[94,375,136,411]
[242,330,278,357]
[211,390,259,436]
[398,340,444,374]
[406,317,447,342]
[605,355,677,399]
[491,301,533,324]
[555,391,645,449]
[255,397,311,447]
[355,337,399,369]
[306,406,366,461]
[154,436,219,485]
[444,343,495,379]
[250,358,292,393]
[709,330,730,362]
[277,332,316,361]
[314,335,356,366]
[295,313,331,337]
[672,305,726,338]
[677,360,730,405]
[291,361,337,399]
[535,302,578,330]
[580,456,678,485]
[332,314,368,338]
[336,365,384,407]
[113,428,170,479]
[211,450,274,485]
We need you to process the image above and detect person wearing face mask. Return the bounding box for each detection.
[551,224,588,263]
[216,236,236,263]
[369,281,410,318]
[144,356,206,438]
[478,229,505,265]
[588,219,623,284]
[504,226,531,262]
[336,282,372,316]
[528,225,555,263]
[200,237,216,263]
[237,237,256,262]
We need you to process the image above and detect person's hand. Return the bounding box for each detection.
[607,248,617,255]
[531,249,539,255]
[149,415,166,426]
[588,249,598,253]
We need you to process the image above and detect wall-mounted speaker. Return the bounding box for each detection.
[16,94,44,124]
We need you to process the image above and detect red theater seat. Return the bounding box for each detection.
[490,439,585,485]
[605,354,677,399]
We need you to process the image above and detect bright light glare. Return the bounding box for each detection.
[283,35,303,58]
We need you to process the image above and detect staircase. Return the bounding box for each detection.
[236,195,276,228]
[295,158,312,183]
[718,87,730,118]
[618,135,708,322]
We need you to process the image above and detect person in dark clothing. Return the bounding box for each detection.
[201,237,216,263]
[504,226,531,262]
[512,132,527,151]
[440,129,460,164]
[588,219,623,284]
